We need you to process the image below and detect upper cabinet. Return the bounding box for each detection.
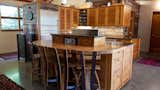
[86,5,131,27]
[58,5,131,33]
[97,7,106,26]
[58,6,79,32]
[87,8,98,26]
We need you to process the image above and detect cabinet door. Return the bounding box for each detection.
[115,6,123,26]
[111,50,123,90]
[106,6,116,26]
[97,7,106,26]
[122,46,133,85]
[87,8,98,26]
[65,8,72,32]
[105,6,122,26]
[71,8,79,27]
[123,6,132,36]
[122,5,131,27]
[58,7,65,32]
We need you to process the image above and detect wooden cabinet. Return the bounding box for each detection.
[86,5,131,27]
[131,38,140,60]
[106,5,122,26]
[65,8,72,32]
[111,49,123,90]
[122,46,133,85]
[97,7,106,26]
[87,8,98,26]
[72,9,79,27]
[58,6,65,32]
[118,38,140,60]
[99,45,133,90]
[87,5,131,27]
[58,5,131,34]
[58,6,79,32]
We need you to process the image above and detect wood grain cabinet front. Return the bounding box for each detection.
[99,45,133,90]
[58,5,131,32]
[58,6,79,33]
[111,49,123,90]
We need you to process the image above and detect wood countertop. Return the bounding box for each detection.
[33,40,133,54]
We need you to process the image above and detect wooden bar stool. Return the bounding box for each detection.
[38,46,77,90]
[37,46,48,90]
[55,49,77,90]
[77,51,101,90]
[29,42,41,81]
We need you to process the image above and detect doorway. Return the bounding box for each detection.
[150,12,160,53]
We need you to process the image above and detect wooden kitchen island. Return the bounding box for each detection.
[33,38,133,90]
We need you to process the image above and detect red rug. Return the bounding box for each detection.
[0,52,17,60]
[0,74,24,90]
[137,57,160,67]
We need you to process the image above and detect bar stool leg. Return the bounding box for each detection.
[79,52,86,90]
[90,52,97,90]
[54,49,63,90]
[64,50,69,90]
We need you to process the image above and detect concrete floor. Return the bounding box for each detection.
[0,57,160,90]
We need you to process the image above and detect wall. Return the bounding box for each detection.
[66,0,86,7]
[0,31,18,54]
[138,4,160,52]
[51,0,61,5]
[40,9,58,40]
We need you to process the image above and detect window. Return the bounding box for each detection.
[0,5,23,31]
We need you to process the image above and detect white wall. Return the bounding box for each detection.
[138,4,160,52]
[66,0,86,7]
[51,0,61,5]
[0,31,18,54]
[40,9,58,40]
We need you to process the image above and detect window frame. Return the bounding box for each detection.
[0,5,23,31]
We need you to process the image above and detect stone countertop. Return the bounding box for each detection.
[33,40,133,54]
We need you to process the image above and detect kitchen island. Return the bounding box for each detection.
[33,38,133,90]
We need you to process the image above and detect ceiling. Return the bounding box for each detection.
[0,0,31,6]
[136,0,160,5]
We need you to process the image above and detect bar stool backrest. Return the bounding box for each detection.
[37,46,48,90]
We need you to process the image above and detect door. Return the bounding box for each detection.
[150,12,160,52]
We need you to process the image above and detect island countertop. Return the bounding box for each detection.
[33,40,133,53]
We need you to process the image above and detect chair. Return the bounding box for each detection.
[75,52,101,90]
[38,46,77,90]
[29,42,41,81]
[37,46,48,90]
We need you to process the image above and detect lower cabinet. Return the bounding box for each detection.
[111,49,123,90]
[99,45,133,90]
[117,38,140,60]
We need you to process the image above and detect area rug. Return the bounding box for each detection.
[137,57,160,67]
[0,74,24,90]
[0,52,17,60]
